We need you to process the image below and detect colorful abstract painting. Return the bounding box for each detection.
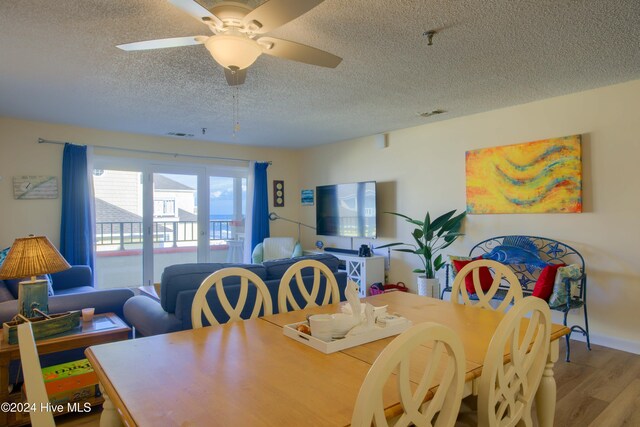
[466,135,582,214]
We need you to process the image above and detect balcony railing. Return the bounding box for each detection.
[96,220,236,250]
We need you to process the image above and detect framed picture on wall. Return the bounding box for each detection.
[301,189,314,206]
[13,176,59,199]
[273,180,284,207]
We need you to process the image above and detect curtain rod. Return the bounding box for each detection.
[37,138,272,165]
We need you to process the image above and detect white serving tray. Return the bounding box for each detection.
[283,318,412,354]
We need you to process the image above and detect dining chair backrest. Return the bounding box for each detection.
[191,267,273,328]
[18,323,56,427]
[351,322,466,427]
[277,259,340,313]
[451,259,523,312]
[477,296,551,427]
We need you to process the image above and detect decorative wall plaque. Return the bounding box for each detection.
[13,176,59,199]
[273,180,284,207]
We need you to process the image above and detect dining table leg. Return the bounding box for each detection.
[99,384,123,427]
[535,339,559,427]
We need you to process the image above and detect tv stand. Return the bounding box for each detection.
[305,250,384,297]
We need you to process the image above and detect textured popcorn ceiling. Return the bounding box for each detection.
[0,1,639,148]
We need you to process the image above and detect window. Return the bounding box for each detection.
[153,199,176,217]
[92,157,249,288]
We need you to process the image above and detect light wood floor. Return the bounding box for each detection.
[54,339,640,427]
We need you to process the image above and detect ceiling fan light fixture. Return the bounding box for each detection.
[205,34,262,70]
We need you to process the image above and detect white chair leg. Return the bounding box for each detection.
[535,339,558,427]
[99,384,123,427]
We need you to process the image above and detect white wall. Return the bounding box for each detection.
[0,117,303,246]
[298,79,640,354]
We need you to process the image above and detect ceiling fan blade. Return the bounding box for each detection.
[224,68,247,86]
[259,37,342,68]
[169,0,223,28]
[242,0,324,34]
[117,36,207,51]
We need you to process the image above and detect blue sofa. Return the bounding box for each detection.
[0,265,135,323]
[124,254,348,336]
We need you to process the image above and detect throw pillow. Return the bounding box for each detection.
[532,263,565,301]
[548,264,582,308]
[45,274,54,296]
[0,247,9,266]
[448,255,471,275]
[452,258,494,295]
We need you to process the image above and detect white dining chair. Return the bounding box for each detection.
[451,259,523,312]
[458,296,552,427]
[191,267,273,328]
[351,322,466,427]
[18,322,56,427]
[277,259,340,313]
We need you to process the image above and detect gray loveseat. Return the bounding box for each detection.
[0,265,135,323]
[124,254,348,337]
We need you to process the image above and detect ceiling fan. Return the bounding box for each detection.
[117,0,342,86]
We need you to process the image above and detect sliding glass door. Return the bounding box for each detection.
[93,168,144,289]
[209,175,247,263]
[93,157,249,289]
[152,171,199,284]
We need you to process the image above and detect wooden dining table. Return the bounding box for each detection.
[85,292,570,427]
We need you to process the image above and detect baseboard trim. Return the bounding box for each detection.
[441,291,640,355]
[566,331,640,355]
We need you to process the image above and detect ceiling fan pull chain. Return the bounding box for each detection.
[233,86,240,137]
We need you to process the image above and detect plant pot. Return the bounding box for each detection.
[417,276,440,298]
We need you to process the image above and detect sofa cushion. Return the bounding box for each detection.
[0,281,14,303]
[50,266,93,291]
[263,254,340,281]
[160,263,267,313]
[55,286,95,295]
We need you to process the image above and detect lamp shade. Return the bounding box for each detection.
[205,34,262,70]
[0,235,71,280]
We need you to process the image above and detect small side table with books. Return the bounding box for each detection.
[0,312,130,427]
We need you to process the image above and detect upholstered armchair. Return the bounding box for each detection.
[251,237,302,263]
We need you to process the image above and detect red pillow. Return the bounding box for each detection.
[452,258,494,295]
[532,264,566,301]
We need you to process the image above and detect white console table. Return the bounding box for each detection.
[305,250,385,297]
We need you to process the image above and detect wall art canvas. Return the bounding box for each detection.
[301,189,314,206]
[466,135,582,214]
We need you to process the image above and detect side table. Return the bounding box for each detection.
[0,312,130,427]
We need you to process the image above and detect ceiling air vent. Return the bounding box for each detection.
[167,132,194,137]
[419,109,447,118]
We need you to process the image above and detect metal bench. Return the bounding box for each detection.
[441,235,590,361]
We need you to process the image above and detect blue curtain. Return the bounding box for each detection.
[250,162,270,251]
[60,143,94,275]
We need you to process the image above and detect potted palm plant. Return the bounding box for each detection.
[378,209,466,297]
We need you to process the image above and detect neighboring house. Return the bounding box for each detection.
[153,174,197,220]
[94,172,197,250]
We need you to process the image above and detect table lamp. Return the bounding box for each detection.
[0,235,71,318]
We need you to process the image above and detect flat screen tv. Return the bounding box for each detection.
[316,181,377,238]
